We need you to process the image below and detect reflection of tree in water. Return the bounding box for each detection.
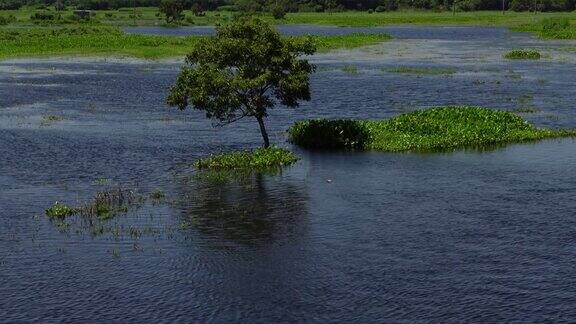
[174,171,308,246]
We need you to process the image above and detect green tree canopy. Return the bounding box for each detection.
[159,0,184,24]
[167,18,316,148]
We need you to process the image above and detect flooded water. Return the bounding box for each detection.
[2,26,576,322]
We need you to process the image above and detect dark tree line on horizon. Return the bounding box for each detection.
[1,0,575,12]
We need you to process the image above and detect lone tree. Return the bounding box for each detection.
[159,0,184,24]
[167,19,316,148]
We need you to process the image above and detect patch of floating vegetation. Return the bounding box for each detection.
[504,50,541,60]
[384,66,457,76]
[45,202,76,219]
[288,106,576,152]
[79,188,140,220]
[45,187,141,221]
[94,178,111,186]
[512,107,540,113]
[40,114,64,126]
[43,186,176,247]
[341,64,359,75]
[195,147,298,171]
[513,95,539,113]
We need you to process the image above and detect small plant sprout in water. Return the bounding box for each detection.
[40,114,65,126]
[94,178,111,186]
[150,190,166,201]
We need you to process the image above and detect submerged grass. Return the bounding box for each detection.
[311,33,392,53]
[0,26,391,60]
[504,49,541,60]
[288,106,576,152]
[385,66,457,76]
[45,187,141,220]
[195,147,298,170]
[40,114,65,126]
[341,64,359,74]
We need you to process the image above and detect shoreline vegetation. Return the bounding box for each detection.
[0,26,391,60]
[288,106,576,152]
[0,9,575,60]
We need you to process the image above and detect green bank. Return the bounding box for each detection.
[0,26,390,60]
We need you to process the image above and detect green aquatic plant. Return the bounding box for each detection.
[149,189,166,201]
[40,114,65,126]
[45,202,76,218]
[385,66,457,76]
[504,50,541,60]
[80,188,138,220]
[310,33,391,53]
[288,106,576,152]
[512,107,540,113]
[195,147,298,170]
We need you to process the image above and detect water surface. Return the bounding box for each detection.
[2,26,576,322]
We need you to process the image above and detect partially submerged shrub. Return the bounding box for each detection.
[504,50,541,60]
[288,106,576,152]
[287,119,371,149]
[40,114,65,126]
[150,190,166,200]
[195,147,298,170]
[45,202,77,218]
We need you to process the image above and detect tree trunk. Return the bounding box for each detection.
[256,116,270,148]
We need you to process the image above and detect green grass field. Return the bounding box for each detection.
[1,8,576,59]
[0,26,391,60]
[2,8,576,30]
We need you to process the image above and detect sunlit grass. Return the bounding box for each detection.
[195,147,298,170]
[0,26,391,60]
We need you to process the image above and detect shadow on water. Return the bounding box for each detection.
[173,170,308,247]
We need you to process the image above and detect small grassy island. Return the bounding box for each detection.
[504,49,542,60]
[288,106,576,152]
[195,147,299,171]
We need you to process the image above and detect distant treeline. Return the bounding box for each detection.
[1,0,574,12]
